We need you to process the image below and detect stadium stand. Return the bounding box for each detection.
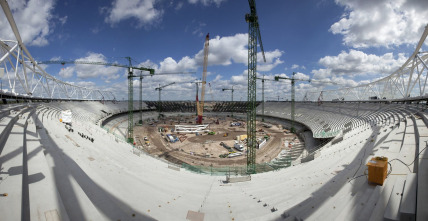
[0,100,427,220]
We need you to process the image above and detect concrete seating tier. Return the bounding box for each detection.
[0,101,426,220]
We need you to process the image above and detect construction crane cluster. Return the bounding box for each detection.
[37,58,193,143]
[37,0,337,175]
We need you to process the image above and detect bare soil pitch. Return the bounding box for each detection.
[133,115,298,167]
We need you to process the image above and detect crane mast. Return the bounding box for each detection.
[155,82,175,118]
[197,33,209,124]
[246,0,266,174]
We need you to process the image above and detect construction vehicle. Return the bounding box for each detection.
[220,142,233,152]
[230,122,241,126]
[234,141,244,151]
[196,33,209,124]
[166,134,179,143]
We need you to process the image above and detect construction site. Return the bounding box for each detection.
[1,0,428,220]
[132,114,301,167]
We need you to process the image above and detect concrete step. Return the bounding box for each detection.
[368,176,396,221]
[383,177,406,221]
[0,113,28,220]
[399,173,417,221]
[357,185,383,221]
[26,114,70,221]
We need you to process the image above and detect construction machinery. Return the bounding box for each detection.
[275,73,339,132]
[246,0,266,173]
[194,80,202,116]
[222,86,234,117]
[196,33,210,124]
[274,72,309,133]
[37,57,155,144]
[255,74,276,122]
[155,82,175,117]
[38,58,193,144]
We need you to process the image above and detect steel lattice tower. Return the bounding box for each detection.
[127,57,134,144]
[246,0,265,174]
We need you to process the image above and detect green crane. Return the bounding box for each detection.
[255,74,276,122]
[275,72,312,133]
[222,86,235,117]
[37,57,155,144]
[246,0,266,174]
[155,82,175,118]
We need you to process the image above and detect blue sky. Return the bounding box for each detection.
[1,0,428,101]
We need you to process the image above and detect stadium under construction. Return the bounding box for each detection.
[1,1,428,221]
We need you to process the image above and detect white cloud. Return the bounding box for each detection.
[331,0,428,48]
[294,72,310,81]
[311,49,407,79]
[59,66,74,78]
[158,56,197,73]
[0,0,56,46]
[71,52,123,83]
[258,58,283,72]
[145,33,283,74]
[291,64,306,70]
[105,0,163,27]
[195,33,248,66]
[188,0,227,7]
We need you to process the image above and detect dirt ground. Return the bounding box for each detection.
[133,115,300,166]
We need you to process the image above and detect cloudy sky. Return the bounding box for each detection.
[1,0,428,101]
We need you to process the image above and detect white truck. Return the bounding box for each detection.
[234,141,244,151]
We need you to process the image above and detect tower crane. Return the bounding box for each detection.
[246,0,266,173]
[37,57,154,144]
[37,58,193,143]
[155,82,175,117]
[275,73,338,133]
[222,86,235,117]
[274,72,310,133]
[138,73,195,125]
[255,74,276,122]
[196,33,210,124]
